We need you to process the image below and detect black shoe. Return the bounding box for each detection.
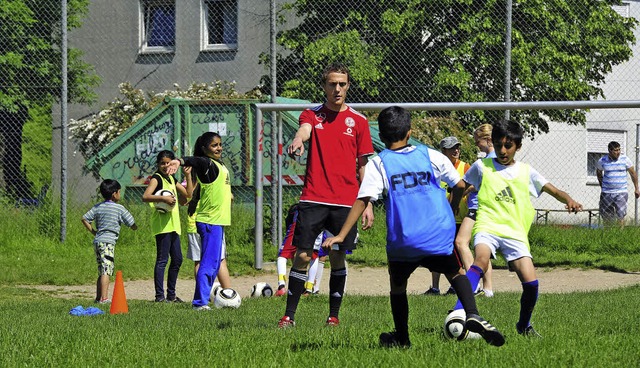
[423,287,440,295]
[154,297,166,303]
[465,314,505,347]
[167,297,184,303]
[517,324,543,338]
[445,286,456,295]
[379,331,411,348]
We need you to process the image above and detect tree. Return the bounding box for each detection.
[272,0,636,136]
[0,0,98,199]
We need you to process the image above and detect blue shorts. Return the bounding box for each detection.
[599,192,628,220]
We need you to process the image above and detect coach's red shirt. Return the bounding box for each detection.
[299,104,374,207]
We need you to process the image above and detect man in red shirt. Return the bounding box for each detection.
[278,63,374,328]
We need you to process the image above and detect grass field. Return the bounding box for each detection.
[2,203,640,366]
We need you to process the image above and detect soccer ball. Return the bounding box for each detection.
[214,288,242,309]
[210,282,222,300]
[444,309,482,340]
[250,282,273,297]
[154,189,175,213]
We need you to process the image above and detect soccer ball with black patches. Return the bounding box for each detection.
[210,282,222,300]
[214,288,242,309]
[250,282,273,297]
[444,309,482,340]
[154,189,175,213]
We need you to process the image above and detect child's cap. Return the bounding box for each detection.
[440,136,461,149]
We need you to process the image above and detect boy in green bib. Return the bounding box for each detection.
[452,120,582,338]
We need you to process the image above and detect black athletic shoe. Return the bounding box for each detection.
[465,314,505,347]
[379,331,411,348]
[517,324,543,338]
[167,297,184,303]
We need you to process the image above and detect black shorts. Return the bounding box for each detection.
[466,209,477,221]
[293,202,358,251]
[388,251,463,287]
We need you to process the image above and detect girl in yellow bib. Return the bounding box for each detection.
[142,150,193,302]
[167,132,232,310]
[452,120,582,338]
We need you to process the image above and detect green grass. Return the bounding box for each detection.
[3,203,640,366]
[1,285,639,366]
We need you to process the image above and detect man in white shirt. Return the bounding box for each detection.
[596,141,640,226]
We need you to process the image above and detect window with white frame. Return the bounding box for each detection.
[140,0,176,53]
[612,3,630,18]
[201,0,238,51]
[586,129,626,181]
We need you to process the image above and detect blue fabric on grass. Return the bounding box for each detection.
[69,306,105,316]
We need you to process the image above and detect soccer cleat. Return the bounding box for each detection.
[474,289,485,297]
[302,290,312,297]
[423,287,441,295]
[445,286,457,296]
[275,286,287,297]
[483,290,494,298]
[278,316,295,328]
[325,316,340,326]
[379,331,411,348]
[167,297,184,303]
[97,299,111,304]
[155,297,166,303]
[193,305,211,311]
[465,314,505,347]
[518,324,543,338]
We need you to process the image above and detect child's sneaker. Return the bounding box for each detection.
[517,324,543,338]
[167,297,184,303]
[445,286,457,295]
[193,305,211,311]
[97,299,111,304]
[465,314,505,347]
[325,316,340,326]
[275,285,287,297]
[423,287,440,295]
[278,316,295,328]
[379,331,411,348]
[154,297,166,303]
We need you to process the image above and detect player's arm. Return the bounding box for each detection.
[287,123,312,157]
[596,169,603,187]
[81,218,96,235]
[323,197,370,248]
[628,166,640,199]
[357,155,374,230]
[142,177,176,206]
[541,183,583,213]
[449,180,466,214]
[176,166,194,206]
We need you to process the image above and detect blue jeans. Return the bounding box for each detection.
[192,223,224,307]
[154,232,183,300]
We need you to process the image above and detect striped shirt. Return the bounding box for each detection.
[83,201,136,244]
[596,154,632,193]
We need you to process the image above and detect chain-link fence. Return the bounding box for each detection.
[3,0,640,244]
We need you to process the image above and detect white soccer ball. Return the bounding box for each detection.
[444,309,482,340]
[250,282,273,297]
[214,288,242,309]
[210,282,222,300]
[154,189,175,213]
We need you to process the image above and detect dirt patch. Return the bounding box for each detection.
[23,265,640,302]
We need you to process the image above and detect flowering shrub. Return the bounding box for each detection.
[69,81,264,159]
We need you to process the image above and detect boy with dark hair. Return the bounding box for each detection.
[82,179,138,303]
[452,119,582,337]
[324,106,504,348]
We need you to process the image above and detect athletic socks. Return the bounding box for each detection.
[276,257,288,287]
[450,274,479,316]
[284,268,307,319]
[453,265,483,310]
[313,261,325,293]
[517,280,539,331]
[390,292,409,339]
[329,267,347,318]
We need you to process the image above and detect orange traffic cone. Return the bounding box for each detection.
[110,270,129,314]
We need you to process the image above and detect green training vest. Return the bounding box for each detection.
[150,174,181,236]
[195,159,231,226]
[473,159,534,247]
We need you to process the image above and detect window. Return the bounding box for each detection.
[201,0,238,51]
[140,0,176,53]
[586,129,626,181]
[612,3,630,18]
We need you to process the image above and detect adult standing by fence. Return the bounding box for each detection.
[596,141,640,226]
[278,62,374,328]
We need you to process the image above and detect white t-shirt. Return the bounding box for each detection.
[463,159,548,198]
[357,145,460,201]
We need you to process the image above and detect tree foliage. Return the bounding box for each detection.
[0,0,99,198]
[273,0,637,136]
